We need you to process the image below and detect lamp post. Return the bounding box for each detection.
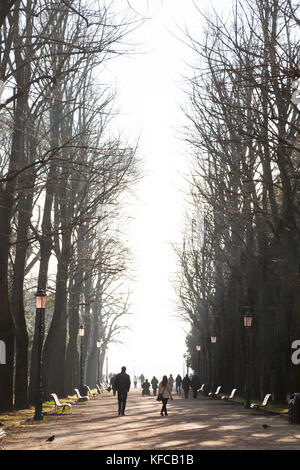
[243,308,253,408]
[96,340,102,386]
[78,324,85,394]
[34,289,46,421]
[196,345,201,378]
[210,335,217,393]
[106,348,108,383]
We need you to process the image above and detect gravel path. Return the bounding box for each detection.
[2,389,300,450]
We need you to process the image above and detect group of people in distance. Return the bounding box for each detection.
[111,366,202,417]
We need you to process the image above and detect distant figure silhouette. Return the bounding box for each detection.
[140,374,145,387]
[115,366,131,416]
[182,374,191,399]
[168,374,174,391]
[191,374,201,399]
[175,375,182,395]
[142,379,151,395]
[151,376,159,396]
[110,374,117,396]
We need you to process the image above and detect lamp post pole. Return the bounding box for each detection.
[210,336,216,393]
[34,289,46,421]
[243,309,253,408]
[106,349,108,383]
[196,345,201,378]
[96,340,101,386]
[78,324,85,394]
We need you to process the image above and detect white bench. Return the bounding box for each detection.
[250,393,272,410]
[74,388,89,402]
[221,388,237,401]
[208,385,222,398]
[50,393,72,413]
[85,385,97,398]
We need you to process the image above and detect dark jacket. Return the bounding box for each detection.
[115,371,131,392]
[151,377,158,389]
[190,375,201,390]
[182,376,191,390]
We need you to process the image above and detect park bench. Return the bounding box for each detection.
[74,388,89,402]
[50,393,72,413]
[221,388,237,401]
[96,383,104,394]
[208,385,222,398]
[250,393,272,411]
[85,385,97,398]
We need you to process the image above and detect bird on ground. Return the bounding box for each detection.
[46,435,55,442]
[262,424,270,429]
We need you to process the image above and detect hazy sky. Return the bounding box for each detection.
[102,0,231,382]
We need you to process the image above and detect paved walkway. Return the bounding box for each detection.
[2,389,300,450]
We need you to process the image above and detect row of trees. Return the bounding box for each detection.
[0,1,140,412]
[175,0,300,403]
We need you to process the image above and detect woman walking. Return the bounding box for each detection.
[158,375,173,416]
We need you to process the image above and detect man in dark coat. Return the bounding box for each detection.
[151,376,159,396]
[190,374,201,399]
[182,374,191,399]
[175,374,182,395]
[115,366,131,416]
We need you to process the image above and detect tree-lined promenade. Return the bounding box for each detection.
[1,389,300,450]
[0,1,140,412]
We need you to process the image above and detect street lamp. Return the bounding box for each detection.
[210,335,217,393]
[78,324,85,394]
[34,288,46,421]
[196,345,201,378]
[96,339,102,386]
[184,352,191,376]
[106,348,108,383]
[243,308,253,408]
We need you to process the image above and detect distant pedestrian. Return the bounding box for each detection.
[115,366,131,416]
[182,374,191,399]
[134,376,137,388]
[140,374,145,387]
[191,374,201,399]
[168,374,174,391]
[142,379,151,395]
[151,376,159,396]
[175,374,182,395]
[158,375,173,416]
[110,374,116,396]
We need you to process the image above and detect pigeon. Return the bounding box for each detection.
[262,424,270,429]
[46,435,55,442]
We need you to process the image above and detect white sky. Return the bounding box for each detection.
[100,0,232,382]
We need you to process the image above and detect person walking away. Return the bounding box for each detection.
[168,374,174,392]
[182,374,191,399]
[142,379,151,395]
[140,374,145,388]
[190,374,201,399]
[115,366,131,416]
[175,374,182,395]
[158,375,173,416]
[110,374,117,396]
[134,376,137,388]
[151,376,158,396]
